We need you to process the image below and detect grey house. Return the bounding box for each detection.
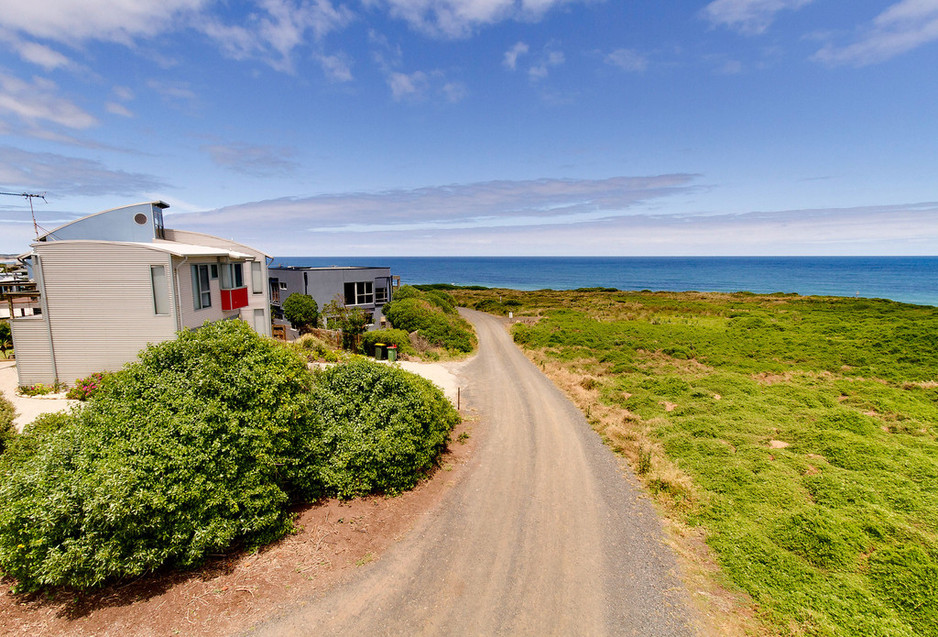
[269,266,396,337]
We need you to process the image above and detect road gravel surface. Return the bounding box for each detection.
[249,309,697,636]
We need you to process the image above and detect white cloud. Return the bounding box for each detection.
[202,142,299,177]
[166,177,938,256]
[528,49,564,80]
[317,52,354,82]
[13,41,74,70]
[388,70,431,100]
[605,48,647,72]
[442,81,468,102]
[0,73,97,129]
[105,102,134,118]
[0,145,165,196]
[813,0,938,66]
[503,41,529,69]
[703,0,813,35]
[174,174,700,231]
[377,0,590,39]
[0,0,208,44]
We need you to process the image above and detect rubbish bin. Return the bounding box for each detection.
[387,344,398,362]
[374,343,385,360]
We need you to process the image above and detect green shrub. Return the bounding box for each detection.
[361,329,415,357]
[0,320,318,592]
[283,293,319,332]
[384,297,476,353]
[290,333,340,362]
[0,394,15,455]
[310,359,459,498]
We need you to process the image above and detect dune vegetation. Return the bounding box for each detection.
[452,287,938,637]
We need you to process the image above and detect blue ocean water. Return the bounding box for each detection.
[270,257,938,307]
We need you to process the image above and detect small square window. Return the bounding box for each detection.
[279,282,288,290]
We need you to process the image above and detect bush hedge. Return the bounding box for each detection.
[310,359,460,498]
[383,288,476,354]
[360,329,415,357]
[0,320,459,592]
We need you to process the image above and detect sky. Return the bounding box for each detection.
[0,0,937,256]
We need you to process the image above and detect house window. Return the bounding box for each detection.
[375,287,388,304]
[279,282,288,290]
[251,262,263,294]
[151,265,169,315]
[210,264,218,279]
[344,281,374,305]
[192,264,211,310]
[220,263,244,290]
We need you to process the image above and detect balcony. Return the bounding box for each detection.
[221,286,249,311]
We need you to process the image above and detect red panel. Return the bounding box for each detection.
[221,287,249,311]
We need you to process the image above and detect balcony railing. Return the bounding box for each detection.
[221,286,249,311]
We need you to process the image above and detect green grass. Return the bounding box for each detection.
[454,288,938,637]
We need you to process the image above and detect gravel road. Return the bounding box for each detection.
[248,309,697,636]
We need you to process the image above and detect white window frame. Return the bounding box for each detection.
[192,264,211,310]
[220,262,244,290]
[150,265,169,315]
[251,261,263,294]
[344,281,374,306]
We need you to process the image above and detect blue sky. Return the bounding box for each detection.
[0,0,936,256]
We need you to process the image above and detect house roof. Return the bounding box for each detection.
[28,239,254,260]
[35,201,169,241]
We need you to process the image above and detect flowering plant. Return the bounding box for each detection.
[66,372,110,401]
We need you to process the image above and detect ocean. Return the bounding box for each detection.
[270,256,938,307]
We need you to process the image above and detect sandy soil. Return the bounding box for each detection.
[0,361,78,432]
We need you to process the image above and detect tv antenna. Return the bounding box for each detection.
[0,190,47,237]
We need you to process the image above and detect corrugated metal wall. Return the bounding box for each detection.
[37,242,178,383]
[10,317,55,386]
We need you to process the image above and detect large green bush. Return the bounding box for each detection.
[310,359,459,498]
[0,320,459,592]
[0,320,319,591]
[384,290,476,354]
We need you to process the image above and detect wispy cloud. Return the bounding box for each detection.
[0,73,97,129]
[0,0,207,44]
[377,0,591,39]
[703,0,814,35]
[201,142,299,177]
[813,0,938,66]
[11,40,75,70]
[388,70,431,100]
[604,48,648,72]
[503,41,529,70]
[176,196,938,256]
[174,174,701,234]
[528,48,564,80]
[0,145,166,196]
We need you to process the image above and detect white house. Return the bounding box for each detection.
[10,201,271,386]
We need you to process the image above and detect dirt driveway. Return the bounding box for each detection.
[248,309,696,636]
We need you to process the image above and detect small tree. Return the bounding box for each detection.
[283,293,319,333]
[0,320,12,359]
[323,296,370,350]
